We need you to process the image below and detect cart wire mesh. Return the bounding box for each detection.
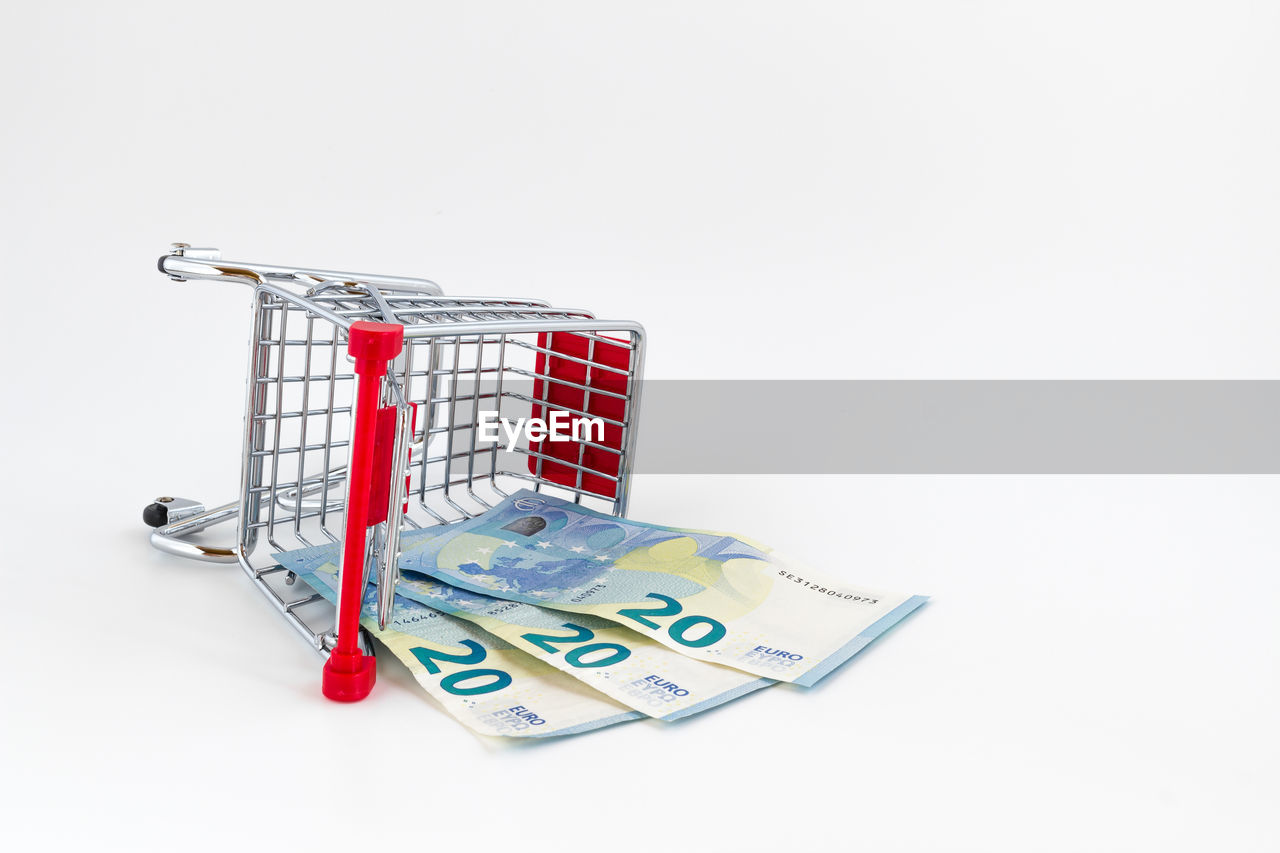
[150,252,644,659]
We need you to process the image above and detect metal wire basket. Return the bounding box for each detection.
[144,244,645,699]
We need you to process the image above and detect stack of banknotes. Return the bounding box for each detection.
[274,490,928,738]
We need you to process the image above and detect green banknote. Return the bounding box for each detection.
[400,490,928,686]
[279,532,775,720]
[280,552,641,738]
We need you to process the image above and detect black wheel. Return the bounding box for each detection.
[142,502,169,528]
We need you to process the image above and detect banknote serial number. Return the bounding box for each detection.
[777,570,879,604]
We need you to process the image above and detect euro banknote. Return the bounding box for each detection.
[399,490,928,686]
[280,531,775,720]
[277,549,642,738]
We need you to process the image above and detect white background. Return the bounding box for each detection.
[2,3,1277,851]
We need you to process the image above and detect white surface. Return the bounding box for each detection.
[4,476,1279,852]
[2,2,1277,851]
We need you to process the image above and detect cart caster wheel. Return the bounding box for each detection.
[142,496,208,530]
[143,499,172,528]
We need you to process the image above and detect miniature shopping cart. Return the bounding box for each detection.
[144,244,645,701]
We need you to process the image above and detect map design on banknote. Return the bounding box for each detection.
[454,552,610,600]
[401,511,765,608]
[433,501,774,600]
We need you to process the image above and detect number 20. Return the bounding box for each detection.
[520,623,632,669]
[410,640,513,696]
[617,593,727,648]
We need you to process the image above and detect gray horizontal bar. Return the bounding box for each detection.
[628,381,1280,474]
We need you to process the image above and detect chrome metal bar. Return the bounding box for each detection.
[376,393,413,628]
[614,331,645,515]
[160,244,444,296]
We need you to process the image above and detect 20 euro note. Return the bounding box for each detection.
[280,531,775,720]
[400,490,929,686]
[275,548,642,738]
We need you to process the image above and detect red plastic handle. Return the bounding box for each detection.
[323,320,404,702]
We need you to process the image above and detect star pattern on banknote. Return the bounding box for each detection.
[593,555,610,561]
[569,545,587,553]
[500,540,519,548]
[535,540,553,549]
[476,547,493,554]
